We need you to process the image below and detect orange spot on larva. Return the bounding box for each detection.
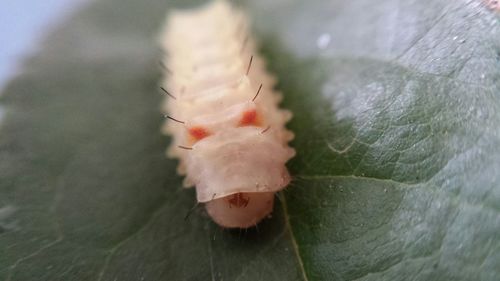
[227,193,250,208]
[189,126,210,141]
[238,109,260,126]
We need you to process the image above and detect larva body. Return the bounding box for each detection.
[160,1,295,228]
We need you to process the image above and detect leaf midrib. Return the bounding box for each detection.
[281,194,310,281]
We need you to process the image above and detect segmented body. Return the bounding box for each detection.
[159,1,295,228]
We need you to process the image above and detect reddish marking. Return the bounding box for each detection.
[227,193,250,208]
[238,109,260,126]
[188,126,210,141]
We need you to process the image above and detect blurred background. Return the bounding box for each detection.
[0,0,85,90]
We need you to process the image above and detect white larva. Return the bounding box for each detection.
[159,0,295,228]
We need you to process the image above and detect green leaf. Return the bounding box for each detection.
[1,0,499,280]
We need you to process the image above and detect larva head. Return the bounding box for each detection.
[186,127,294,227]
[205,192,275,228]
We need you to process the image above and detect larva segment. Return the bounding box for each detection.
[160,0,295,228]
[187,127,293,203]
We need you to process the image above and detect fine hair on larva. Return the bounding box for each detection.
[159,0,295,228]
